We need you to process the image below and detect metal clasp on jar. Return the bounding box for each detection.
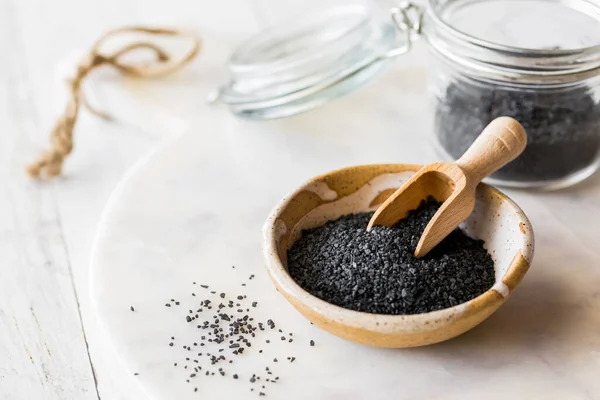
[384,2,424,58]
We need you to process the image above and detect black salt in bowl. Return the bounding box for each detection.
[286,198,496,316]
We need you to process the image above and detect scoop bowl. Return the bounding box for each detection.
[262,164,534,348]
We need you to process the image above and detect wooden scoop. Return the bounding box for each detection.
[367,116,527,258]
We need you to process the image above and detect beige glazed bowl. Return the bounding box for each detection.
[262,164,535,348]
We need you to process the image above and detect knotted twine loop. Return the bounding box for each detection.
[27,26,201,179]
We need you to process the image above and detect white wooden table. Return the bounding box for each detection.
[2,1,600,399]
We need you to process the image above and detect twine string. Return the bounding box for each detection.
[27,26,201,178]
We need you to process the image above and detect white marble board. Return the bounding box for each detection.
[90,34,600,400]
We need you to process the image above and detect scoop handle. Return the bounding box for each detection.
[455,117,527,185]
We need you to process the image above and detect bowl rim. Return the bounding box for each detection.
[262,163,534,335]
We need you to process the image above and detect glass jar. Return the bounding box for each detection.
[423,0,600,189]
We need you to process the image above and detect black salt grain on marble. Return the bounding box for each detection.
[287,199,495,315]
[435,82,600,182]
[164,282,316,397]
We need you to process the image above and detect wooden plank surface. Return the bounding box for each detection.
[0,1,100,398]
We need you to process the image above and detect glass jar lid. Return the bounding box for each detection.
[215,5,407,119]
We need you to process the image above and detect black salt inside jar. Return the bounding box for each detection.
[435,81,600,183]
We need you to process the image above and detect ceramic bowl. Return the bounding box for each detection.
[262,164,534,348]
